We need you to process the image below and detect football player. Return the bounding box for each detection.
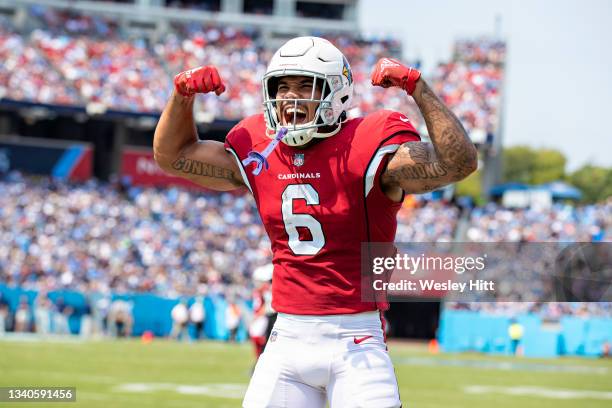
[154,37,477,408]
[249,263,275,361]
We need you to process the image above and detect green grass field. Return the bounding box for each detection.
[1,337,611,408]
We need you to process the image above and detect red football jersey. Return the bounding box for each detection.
[225,110,420,315]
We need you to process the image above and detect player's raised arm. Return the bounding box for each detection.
[372,58,478,194]
[153,66,244,191]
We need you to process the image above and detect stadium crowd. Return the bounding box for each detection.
[0,18,81,106]
[0,173,610,334]
[27,6,170,113]
[465,202,611,242]
[154,23,270,119]
[432,39,505,142]
[447,301,612,319]
[448,200,612,318]
[0,6,504,140]
[396,197,461,242]
[0,174,270,297]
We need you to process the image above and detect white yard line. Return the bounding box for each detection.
[4,368,118,384]
[464,385,612,400]
[395,356,610,374]
[113,382,248,399]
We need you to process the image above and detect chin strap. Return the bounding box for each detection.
[242,127,288,176]
[284,114,345,146]
[312,120,343,139]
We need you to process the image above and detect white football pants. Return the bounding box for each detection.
[242,311,402,408]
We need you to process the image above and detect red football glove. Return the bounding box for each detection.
[174,66,226,97]
[371,58,421,95]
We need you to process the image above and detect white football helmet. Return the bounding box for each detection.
[262,36,354,146]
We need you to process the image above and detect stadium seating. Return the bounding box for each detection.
[466,202,611,242]
[0,6,504,138]
[0,174,609,314]
[0,23,81,105]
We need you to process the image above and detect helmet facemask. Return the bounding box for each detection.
[263,70,346,146]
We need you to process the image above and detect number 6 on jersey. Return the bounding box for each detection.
[281,184,325,255]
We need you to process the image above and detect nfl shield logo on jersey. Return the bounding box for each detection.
[293,153,305,167]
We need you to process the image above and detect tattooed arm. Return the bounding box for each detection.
[153,90,244,191]
[381,79,478,196]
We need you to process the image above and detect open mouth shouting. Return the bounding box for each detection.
[281,104,311,126]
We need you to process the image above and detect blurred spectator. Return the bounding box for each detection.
[170,298,189,340]
[52,296,71,334]
[225,300,242,342]
[87,287,111,337]
[189,296,206,340]
[34,293,52,335]
[107,299,133,337]
[508,318,524,355]
[0,292,9,334]
[249,263,274,360]
[80,299,93,338]
[14,296,31,332]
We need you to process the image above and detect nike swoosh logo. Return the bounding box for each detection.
[353,335,373,344]
[399,116,410,123]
